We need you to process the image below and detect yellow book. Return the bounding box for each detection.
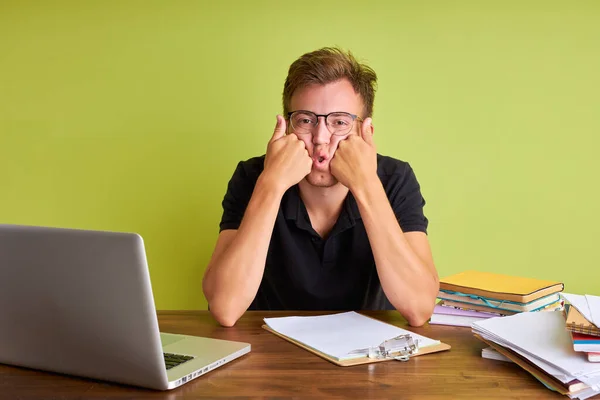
[439,270,564,304]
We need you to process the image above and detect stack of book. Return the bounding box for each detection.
[431,270,564,327]
[563,293,600,363]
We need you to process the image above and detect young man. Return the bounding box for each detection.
[202,47,439,327]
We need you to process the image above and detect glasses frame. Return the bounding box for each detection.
[287,110,363,136]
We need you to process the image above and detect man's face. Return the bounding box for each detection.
[288,79,364,188]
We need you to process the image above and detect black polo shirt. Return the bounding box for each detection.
[218,154,428,311]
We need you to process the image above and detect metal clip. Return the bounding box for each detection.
[348,334,419,362]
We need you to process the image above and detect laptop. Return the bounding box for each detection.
[0,223,250,390]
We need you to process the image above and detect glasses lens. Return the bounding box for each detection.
[290,111,317,134]
[326,113,354,135]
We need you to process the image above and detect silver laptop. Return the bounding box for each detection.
[0,224,250,390]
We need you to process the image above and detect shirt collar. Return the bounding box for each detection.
[282,185,362,226]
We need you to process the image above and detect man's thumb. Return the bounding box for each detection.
[361,118,374,144]
[271,115,286,141]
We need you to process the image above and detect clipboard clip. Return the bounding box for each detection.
[348,334,419,362]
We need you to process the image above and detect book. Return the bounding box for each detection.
[437,291,561,313]
[565,305,600,337]
[262,311,450,366]
[440,300,517,316]
[429,304,498,327]
[440,299,563,316]
[439,270,563,304]
[571,332,600,352]
[589,352,600,362]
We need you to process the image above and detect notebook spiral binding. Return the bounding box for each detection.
[566,323,600,337]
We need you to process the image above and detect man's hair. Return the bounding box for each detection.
[282,47,378,118]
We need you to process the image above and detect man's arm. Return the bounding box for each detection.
[352,181,439,326]
[202,116,312,327]
[202,178,284,327]
[331,118,439,326]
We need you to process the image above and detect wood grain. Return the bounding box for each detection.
[0,310,589,399]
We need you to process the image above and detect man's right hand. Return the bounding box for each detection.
[262,115,312,192]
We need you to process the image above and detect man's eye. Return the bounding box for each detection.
[332,119,349,126]
[300,118,313,124]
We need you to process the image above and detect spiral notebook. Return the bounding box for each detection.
[566,306,600,337]
[563,294,600,337]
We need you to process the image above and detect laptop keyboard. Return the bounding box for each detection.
[164,352,194,370]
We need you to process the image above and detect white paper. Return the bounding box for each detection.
[585,295,600,327]
[472,311,600,377]
[264,311,440,360]
[561,293,595,322]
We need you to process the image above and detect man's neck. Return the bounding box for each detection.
[298,180,349,238]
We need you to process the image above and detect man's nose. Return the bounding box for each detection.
[312,117,331,145]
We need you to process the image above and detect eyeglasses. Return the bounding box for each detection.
[287,110,363,136]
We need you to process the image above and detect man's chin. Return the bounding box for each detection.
[305,170,338,188]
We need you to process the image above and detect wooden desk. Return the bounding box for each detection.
[0,311,587,399]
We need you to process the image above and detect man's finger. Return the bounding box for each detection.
[361,118,374,145]
[271,115,287,142]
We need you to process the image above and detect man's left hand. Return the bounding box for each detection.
[330,118,378,193]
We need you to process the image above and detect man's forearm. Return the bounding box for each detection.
[203,175,284,326]
[352,180,439,326]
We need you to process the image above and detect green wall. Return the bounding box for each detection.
[1,1,599,310]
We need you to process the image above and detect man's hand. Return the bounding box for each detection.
[330,118,378,192]
[262,115,312,193]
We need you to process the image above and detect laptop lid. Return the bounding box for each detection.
[0,224,171,389]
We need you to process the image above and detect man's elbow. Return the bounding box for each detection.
[406,312,431,327]
[398,295,437,327]
[206,295,247,327]
[208,305,242,327]
[213,313,239,327]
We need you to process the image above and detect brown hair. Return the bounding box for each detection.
[282,47,378,118]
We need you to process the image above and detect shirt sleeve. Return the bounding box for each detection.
[219,158,262,232]
[386,162,429,234]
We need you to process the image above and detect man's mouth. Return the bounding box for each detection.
[311,154,329,170]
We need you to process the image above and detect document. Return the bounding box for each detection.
[586,295,600,327]
[562,293,595,323]
[264,311,440,361]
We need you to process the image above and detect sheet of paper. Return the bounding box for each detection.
[264,311,440,360]
[472,311,600,377]
[562,293,594,322]
[586,295,600,327]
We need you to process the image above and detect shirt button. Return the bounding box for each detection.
[311,237,319,242]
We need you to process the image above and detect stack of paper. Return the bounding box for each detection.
[472,311,600,399]
[562,294,600,363]
[437,270,564,316]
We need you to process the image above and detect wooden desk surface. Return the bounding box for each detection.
[0,310,588,399]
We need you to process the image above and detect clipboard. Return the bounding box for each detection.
[262,319,451,367]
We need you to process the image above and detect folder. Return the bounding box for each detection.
[566,306,600,337]
[439,270,564,303]
[262,312,450,367]
[475,335,590,396]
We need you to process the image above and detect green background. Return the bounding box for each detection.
[1,1,599,310]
